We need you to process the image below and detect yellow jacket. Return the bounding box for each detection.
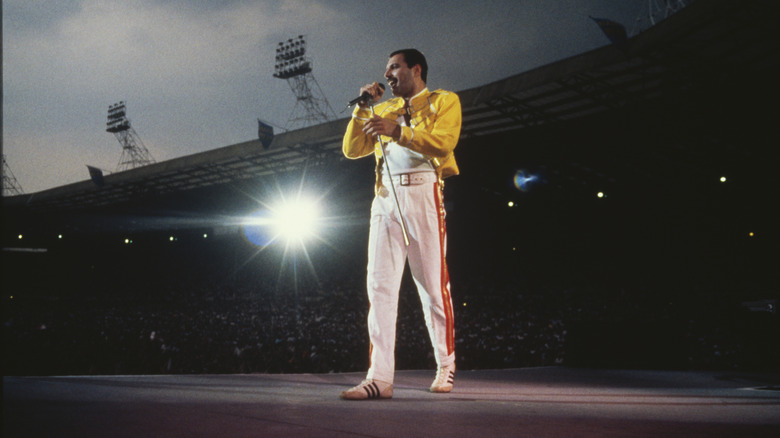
[342,88,462,184]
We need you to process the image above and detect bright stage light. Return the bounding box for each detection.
[272,198,320,243]
[242,196,321,247]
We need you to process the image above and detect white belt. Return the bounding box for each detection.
[385,172,438,187]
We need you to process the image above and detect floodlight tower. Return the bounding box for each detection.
[106,101,156,172]
[646,0,687,26]
[2,155,24,196]
[632,0,688,34]
[273,35,336,130]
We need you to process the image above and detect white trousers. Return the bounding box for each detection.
[365,172,455,384]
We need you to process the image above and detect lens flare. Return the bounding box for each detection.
[242,209,275,247]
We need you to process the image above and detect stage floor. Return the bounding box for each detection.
[4,367,780,437]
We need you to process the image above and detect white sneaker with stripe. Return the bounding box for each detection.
[430,364,455,393]
[340,379,393,400]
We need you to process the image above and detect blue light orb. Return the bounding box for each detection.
[513,170,539,192]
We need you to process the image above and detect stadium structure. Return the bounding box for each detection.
[2,0,777,289]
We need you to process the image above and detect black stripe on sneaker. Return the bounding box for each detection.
[364,382,379,398]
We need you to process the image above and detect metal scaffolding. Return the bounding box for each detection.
[107,101,156,172]
[273,35,336,131]
[2,155,24,196]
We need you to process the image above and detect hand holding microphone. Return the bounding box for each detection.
[345,82,399,139]
[346,82,385,109]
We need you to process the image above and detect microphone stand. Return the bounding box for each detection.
[370,103,410,247]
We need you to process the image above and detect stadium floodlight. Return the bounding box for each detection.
[273,35,311,79]
[271,35,335,130]
[106,101,155,171]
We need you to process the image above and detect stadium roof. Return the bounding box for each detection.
[3,0,777,213]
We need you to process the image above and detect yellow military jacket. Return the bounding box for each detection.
[342,88,462,185]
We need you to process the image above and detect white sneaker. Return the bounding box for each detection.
[340,379,393,400]
[430,364,455,393]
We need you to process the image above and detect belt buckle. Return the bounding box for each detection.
[400,174,410,186]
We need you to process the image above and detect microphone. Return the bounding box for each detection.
[346,83,385,108]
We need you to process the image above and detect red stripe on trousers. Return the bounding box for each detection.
[434,182,455,355]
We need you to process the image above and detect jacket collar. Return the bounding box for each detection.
[406,88,430,113]
[386,88,430,115]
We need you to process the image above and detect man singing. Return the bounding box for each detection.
[340,48,462,400]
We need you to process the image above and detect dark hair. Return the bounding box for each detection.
[390,48,428,83]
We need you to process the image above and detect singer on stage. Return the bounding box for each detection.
[340,48,462,400]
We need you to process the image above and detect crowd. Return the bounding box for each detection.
[2,285,569,376]
[2,234,776,376]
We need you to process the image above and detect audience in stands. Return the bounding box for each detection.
[2,236,775,376]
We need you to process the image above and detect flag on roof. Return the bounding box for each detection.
[87,165,105,186]
[257,119,275,150]
[590,16,628,50]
